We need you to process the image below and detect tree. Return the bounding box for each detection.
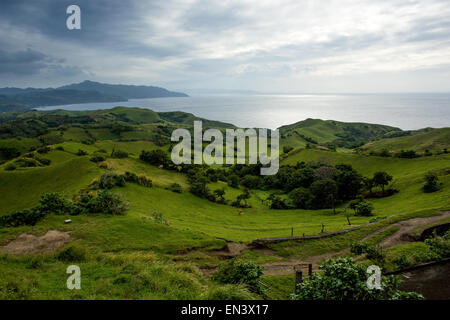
[334,164,362,200]
[363,177,374,193]
[354,200,374,216]
[139,149,169,166]
[310,179,338,210]
[227,174,239,188]
[289,187,313,209]
[372,171,392,192]
[291,258,423,300]
[423,172,440,193]
[213,188,226,203]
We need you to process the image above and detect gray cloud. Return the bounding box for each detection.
[0,0,450,92]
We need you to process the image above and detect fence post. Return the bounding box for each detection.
[308,264,313,280]
[294,270,303,294]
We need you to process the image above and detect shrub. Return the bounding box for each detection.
[283,145,294,154]
[0,208,45,227]
[90,155,106,163]
[76,149,88,156]
[36,146,51,154]
[204,284,254,300]
[289,187,313,209]
[399,150,418,158]
[39,192,72,215]
[213,260,265,294]
[97,173,125,189]
[36,157,51,166]
[423,172,440,193]
[14,157,39,167]
[150,212,169,225]
[291,258,423,300]
[170,183,182,193]
[241,175,262,189]
[227,174,239,188]
[137,174,152,187]
[139,149,168,166]
[55,146,64,151]
[0,147,20,160]
[350,242,384,266]
[4,164,16,171]
[80,190,128,215]
[354,200,374,216]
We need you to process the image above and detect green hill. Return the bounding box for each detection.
[279,118,401,150]
[360,127,450,155]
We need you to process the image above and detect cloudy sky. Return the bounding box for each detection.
[1,0,450,93]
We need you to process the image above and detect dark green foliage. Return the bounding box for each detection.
[150,212,169,225]
[39,192,72,215]
[0,147,20,160]
[354,200,374,216]
[227,174,239,188]
[310,179,338,209]
[372,171,393,191]
[232,189,251,208]
[424,231,450,258]
[289,187,313,209]
[36,146,51,154]
[77,190,128,215]
[213,260,265,294]
[4,163,16,171]
[334,164,362,200]
[398,150,418,158]
[170,183,182,193]
[291,258,422,300]
[283,145,294,153]
[76,149,88,156]
[350,242,384,265]
[213,188,226,203]
[97,173,126,189]
[0,208,45,227]
[423,172,440,193]
[241,174,262,189]
[139,149,169,166]
[268,194,289,209]
[90,155,106,163]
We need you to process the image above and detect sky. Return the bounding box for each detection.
[1,0,450,93]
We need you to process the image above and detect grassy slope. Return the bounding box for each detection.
[360,127,450,154]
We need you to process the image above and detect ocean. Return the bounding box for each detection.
[36,93,450,130]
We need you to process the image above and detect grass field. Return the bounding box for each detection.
[0,108,449,300]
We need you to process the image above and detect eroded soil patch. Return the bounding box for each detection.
[0,230,71,255]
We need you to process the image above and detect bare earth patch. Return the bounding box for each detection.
[0,230,71,255]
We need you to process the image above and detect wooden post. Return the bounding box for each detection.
[308,264,313,280]
[291,227,293,237]
[294,270,303,293]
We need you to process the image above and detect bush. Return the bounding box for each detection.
[291,258,422,300]
[80,190,128,215]
[139,149,168,166]
[150,212,169,225]
[4,164,16,171]
[170,183,182,193]
[0,208,45,227]
[204,284,254,300]
[213,260,265,295]
[36,157,51,166]
[76,149,88,156]
[137,174,152,187]
[241,175,262,189]
[97,173,126,189]
[350,242,384,266]
[55,146,64,151]
[227,174,239,188]
[36,146,51,154]
[90,155,106,163]
[354,200,374,216]
[423,172,440,193]
[39,192,72,215]
[398,150,418,158]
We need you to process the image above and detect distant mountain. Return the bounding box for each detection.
[58,80,188,99]
[0,89,126,108]
[0,81,189,111]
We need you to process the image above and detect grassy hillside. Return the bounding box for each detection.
[279,118,400,150]
[0,107,448,300]
[360,127,450,155]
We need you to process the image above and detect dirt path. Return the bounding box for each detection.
[260,211,450,276]
[363,211,450,248]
